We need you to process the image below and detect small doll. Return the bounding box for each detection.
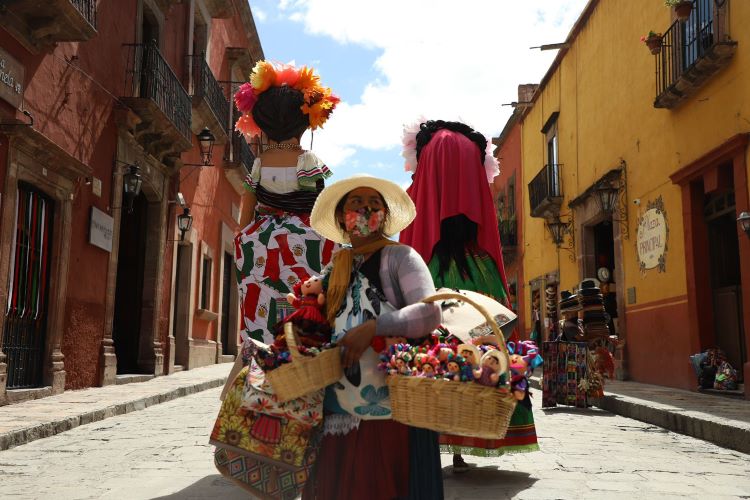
[473,350,506,387]
[418,355,440,378]
[391,350,414,376]
[508,353,529,400]
[457,344,481,368]
[275,276,331,348]
[430,343,455,363]
[443,353,465,382]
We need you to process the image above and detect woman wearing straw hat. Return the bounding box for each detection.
[305,174,443,500]
[400,119,539,472]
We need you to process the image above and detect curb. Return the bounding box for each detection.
[0,377,226,452]
[530,377,750,455]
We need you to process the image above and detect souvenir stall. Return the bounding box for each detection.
[542,279,616,408]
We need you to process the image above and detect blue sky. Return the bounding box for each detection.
[248,1,589,187]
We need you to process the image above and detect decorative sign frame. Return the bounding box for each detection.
[636,196,669,273]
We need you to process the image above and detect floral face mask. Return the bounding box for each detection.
[344,207,385,237]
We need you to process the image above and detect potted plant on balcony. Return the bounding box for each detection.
[665,0,693,22]
[641,31,663,55]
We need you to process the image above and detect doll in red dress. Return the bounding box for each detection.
[274,276,332,349]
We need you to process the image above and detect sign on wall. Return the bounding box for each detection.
[0,48,24,110]
[89,206,114,253]
[637,196,669,273]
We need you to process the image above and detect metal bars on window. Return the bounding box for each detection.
[2,185,54,389]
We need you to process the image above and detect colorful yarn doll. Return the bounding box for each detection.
[419,355,440,378]
[508,353,530,400]
[457,343,481,367]
[443,353,465,382]
[473,349,504,387]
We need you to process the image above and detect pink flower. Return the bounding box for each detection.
[234,83,258,113]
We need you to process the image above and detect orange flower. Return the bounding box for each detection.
[250,60,276,92]
[236,113,261,137]
[275,63,301,87]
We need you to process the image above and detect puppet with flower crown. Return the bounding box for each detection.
[399,119,539,463]
[233,61,340,346]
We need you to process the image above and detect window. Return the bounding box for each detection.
[682,0,714,70]
[201,256,212,310]
[542,112,560,196]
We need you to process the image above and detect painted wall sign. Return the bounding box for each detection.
[89,206,114,253]
[0,48,24,110]
[637,196,669,273]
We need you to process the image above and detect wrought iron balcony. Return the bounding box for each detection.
[224,130,256,192]
[0,0,97,53]
[122,42,193,160]
[499,220,518,248]
[653,0,736,109]
[529,164,563,218]
[190,55,230,144]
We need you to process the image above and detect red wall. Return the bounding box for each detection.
[625,298,694,390]
[494,119,525,336]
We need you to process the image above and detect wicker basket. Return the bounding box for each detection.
[387,292,517,439]
[266,322,342,403]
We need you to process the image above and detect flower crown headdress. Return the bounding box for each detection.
[401,118,499,183]
[234,61,340,137]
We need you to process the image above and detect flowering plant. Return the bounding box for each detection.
[640,30,662,42]
[234,61,340,137]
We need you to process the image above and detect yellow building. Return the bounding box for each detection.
[517,0,750,398]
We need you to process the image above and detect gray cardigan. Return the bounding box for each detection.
[327,244,441,338]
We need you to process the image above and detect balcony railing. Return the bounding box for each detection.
[499,220,518,248]
[654,0,736,109]
[190,55,230,135]
[0,0,98,52]
[71,0,97,29]
[123,42,192,147]
[232,131,255,173]
[529,164,563,218]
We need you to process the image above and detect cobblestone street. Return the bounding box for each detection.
[0,387,748,499]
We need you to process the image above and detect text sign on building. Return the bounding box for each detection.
[0,48,24,110]
[89,206,114,253]
[637,196,669,273]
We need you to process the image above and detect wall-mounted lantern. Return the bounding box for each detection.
[122,163,143,213]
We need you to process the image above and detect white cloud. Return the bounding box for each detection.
[282,0,589,170]
[253,7,267,22]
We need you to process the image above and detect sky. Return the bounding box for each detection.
[247,0,590,188]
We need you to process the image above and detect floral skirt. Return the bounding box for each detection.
[235,206,336,344]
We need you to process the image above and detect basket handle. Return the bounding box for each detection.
[283,322,303,362]
[422,292,510,358]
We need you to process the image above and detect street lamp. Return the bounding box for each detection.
[594,180,619,215]
[177,207,193,241]
[738,211,750,238]
[546,216,568,247]
[197,127,216,166]
[122,163,143,213]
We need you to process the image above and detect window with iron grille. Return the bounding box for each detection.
[201,256,212,310]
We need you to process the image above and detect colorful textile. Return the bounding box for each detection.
[235,206,335,344]
[241,355,324,424]
[428,251,508,305]
[541,341,588,408]
[214,445,316,500]
[400,129,509,294]
[302,419,410,500]
[245,151,332,193]
[209,367,319,470]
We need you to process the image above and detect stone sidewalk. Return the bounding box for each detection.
[531,376,750,454]
[0,363,232,451]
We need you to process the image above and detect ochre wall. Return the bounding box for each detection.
[520,0,750,390]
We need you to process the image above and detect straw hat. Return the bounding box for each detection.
[310,174,416,244]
